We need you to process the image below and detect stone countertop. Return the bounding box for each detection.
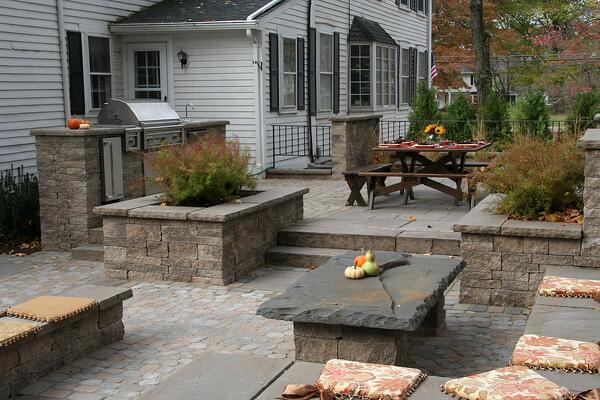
[93,187,309,221]
[453,195,582,239]
[256,251,464,331]
[182,120,230,129]
[31,126,128,137]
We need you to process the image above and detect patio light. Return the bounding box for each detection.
[177,50,188,69]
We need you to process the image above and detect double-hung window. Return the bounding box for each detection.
[376,45,396,108]
[417,0,425,12]
[401,48,411,104]
[418,51,427,87]
[350,44,372,108]
[319,33,333,112]
[281,38,297,109]
[88,37,111,109]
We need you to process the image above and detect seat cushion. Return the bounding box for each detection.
[7,296,97,322]
[442,366,572,400]
[0,318,40,347]
[538,276,600,298]
[511,335,600,372]
[315,359,425,400]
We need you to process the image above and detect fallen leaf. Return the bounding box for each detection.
[14,253,27,257]
[160,202,167,207]
[235,199,242,204]
[408,215,417,222]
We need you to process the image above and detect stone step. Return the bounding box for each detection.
[89,227,104,244]
[277,225,461,256]
[71,244,104,262]
[266,246,347,268]
[267,168,332,180]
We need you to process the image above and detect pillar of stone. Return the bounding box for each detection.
[330,114,383,179]
[578,129,600,258]
[31,128,144,251]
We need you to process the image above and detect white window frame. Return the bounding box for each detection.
[349,42,374,111]
[279,36,298,111]
[126,43,168,102]
[418,50,427,87]
[81,33,114,114]
[417,0,425,13]
[400,47,411,105]
[375,44,396,110]
[317,32,334,113]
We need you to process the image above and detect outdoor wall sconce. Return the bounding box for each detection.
[177,50,188,69]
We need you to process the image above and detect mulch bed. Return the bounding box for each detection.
[0,238,41,256]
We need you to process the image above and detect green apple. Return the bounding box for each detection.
[362,261,379,277]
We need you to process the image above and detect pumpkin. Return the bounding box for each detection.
[67,118,81,129]
[344,266,365,280]
[354,255,367,268]
[79,123,91,129]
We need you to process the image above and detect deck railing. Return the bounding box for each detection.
[270,124,331,168]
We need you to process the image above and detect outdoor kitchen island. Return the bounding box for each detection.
[257,252,464,366]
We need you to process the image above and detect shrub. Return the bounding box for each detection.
[509,91,551,139]
[444,94,477,142]
[145,135,257,207]
[566,91,599,136]
[474,136,584,219]
[408,82,441,141]
[482,92,511,144]
[0,166,40,241]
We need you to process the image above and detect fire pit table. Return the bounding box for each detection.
[257,251,463,365]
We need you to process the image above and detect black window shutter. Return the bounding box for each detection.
[297,38,305,111]
[67,31,85,115]
[308,28,317,116]
[409,47,418,106]
[269,33,279,112]
[333,32,340,114]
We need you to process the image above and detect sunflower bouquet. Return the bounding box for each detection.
[423,124,446,143]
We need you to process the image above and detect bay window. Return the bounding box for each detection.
[319,33,333,112]
[401,48,411,104]
[350,43,396,110]
[350,44,372,107]
[376,45,396,108]
[281,38,297,108]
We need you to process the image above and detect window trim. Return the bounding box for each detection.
[279,36,298,112]
[375,44,397,110]
[417,50,427,87]
[317,32,334,113]
[400,47,411,106]
[80,33,114,114]
[125,42,168,102]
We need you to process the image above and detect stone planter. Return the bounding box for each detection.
[93,187,308,285]
[453,195,586,308]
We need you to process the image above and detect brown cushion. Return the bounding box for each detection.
[7,296,97,322]
[0,318,40,347]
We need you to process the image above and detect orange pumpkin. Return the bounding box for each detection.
[67,118,81,129]
[354,255,367,268]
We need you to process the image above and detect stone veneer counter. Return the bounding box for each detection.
[453,195,586,308]
[257,251,463,365]
[94,187,308,285]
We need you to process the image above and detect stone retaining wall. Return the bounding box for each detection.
[94,188,308,285]
[0,285,131,398]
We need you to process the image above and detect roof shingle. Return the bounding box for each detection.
[117,0,281,24]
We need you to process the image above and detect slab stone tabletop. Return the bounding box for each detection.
[257,251,464,331]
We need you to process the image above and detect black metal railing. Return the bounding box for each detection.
[270,124,331,168]
[379,120,410,143]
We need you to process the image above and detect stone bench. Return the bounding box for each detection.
[0,284,132,398]
[522,265,600,392]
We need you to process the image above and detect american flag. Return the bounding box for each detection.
[430,53,438,81]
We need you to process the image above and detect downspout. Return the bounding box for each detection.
[56,0,70,120]
[306,0,314,163]
[246,28,266,173]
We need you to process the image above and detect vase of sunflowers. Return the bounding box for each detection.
[424,124,447,144]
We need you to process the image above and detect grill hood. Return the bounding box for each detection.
[98,99,181,126]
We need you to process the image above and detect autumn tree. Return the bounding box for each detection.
[470,0,492,108]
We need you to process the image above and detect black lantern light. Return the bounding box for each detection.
[177,50,188,69]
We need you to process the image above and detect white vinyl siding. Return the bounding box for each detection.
[0,0,160,172]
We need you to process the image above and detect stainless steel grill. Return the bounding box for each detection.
[98,99,184,151]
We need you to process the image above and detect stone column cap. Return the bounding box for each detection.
[577,128,600,150]
[330,114,384,122]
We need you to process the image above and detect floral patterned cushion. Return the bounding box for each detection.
[538,276,600,298]
[442,366,572,400]
[511,335,600,372]
[315,359,426,400]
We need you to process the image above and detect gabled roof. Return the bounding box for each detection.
[348,17,396,46]
[117,0,283,25]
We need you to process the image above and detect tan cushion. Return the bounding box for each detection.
[315,359,425,400]
[511,335,600,372]
[0,318,40,347]
[7,296,97,322]
[442,366,572,400]
[538,276,600,298]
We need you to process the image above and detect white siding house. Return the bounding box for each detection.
[0,0,431,173]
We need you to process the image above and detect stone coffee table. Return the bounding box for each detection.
[257,251,463,365]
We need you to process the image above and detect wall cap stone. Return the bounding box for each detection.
[94,194,163,217]
[330,114,384,123]
[577,129,600,150]
[31,126,126,137]
[454,195,582,239]
[183,120,230,130]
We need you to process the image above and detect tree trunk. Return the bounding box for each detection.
[470,0,492,109]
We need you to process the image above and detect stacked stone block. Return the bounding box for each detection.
[0,286,131,398]
[32,128,144,251]
[331,114,383,179]
[96,188,307,285]
[579,129,600,259]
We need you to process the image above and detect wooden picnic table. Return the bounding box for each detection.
[365,142,492,208]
